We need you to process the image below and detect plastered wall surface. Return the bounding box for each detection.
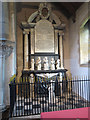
[69,3,89,78]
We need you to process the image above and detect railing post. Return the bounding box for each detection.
[9,83,16,117]
[9,84,12,117]
[71,79,73,109]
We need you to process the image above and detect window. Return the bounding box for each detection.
[80,18,90,65]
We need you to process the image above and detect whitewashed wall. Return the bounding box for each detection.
[69,3,88,78]
[69,3,89,101]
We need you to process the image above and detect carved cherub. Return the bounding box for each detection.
[30,59,34,70]
[43,57,49,70]
[36,57,41,70]
[51,58,55,70]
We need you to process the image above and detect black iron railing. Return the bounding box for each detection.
[9,76,90,117]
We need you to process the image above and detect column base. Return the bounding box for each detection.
[23,68,29,71]
[61,66,64,69]
[1,105,10,120]
[0,104,6,112]
[30,68,34,70]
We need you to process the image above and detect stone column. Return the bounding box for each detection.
[30,28,35,54]
[9,2,16,42]
[23,30,29,70]
[59,31,64,96]
[54,30,58,54]
[0,2,16,110]
[9,2,16,75]
[59,31,64,69]
[1,2,9,40]
[0,2,9,110]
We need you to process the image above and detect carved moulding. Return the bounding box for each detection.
[0,39,15,58]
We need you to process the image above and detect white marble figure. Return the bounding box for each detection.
[36,57,41,70]
[43,57,49,70]
[30,59,34,70]
[51,58,55,70]
[56,59,61,69]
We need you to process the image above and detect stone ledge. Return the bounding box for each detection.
[9,115,40,120]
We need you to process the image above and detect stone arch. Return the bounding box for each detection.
[28,11,38,23]
[27,7,61,26]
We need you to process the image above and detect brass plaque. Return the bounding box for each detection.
[35,20,54,53]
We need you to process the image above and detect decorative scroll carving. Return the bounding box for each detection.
[51,13,61,26]
[26,3,63,28]
[28,11,38,23]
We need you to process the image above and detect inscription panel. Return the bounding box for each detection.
[35,20,54,53]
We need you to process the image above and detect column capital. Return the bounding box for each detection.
[59,31,64,36]
[9,2,15,14]
[23,29,29,34]
[55,29,59,32]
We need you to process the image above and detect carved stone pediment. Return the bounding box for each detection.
[22,3,64,29]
